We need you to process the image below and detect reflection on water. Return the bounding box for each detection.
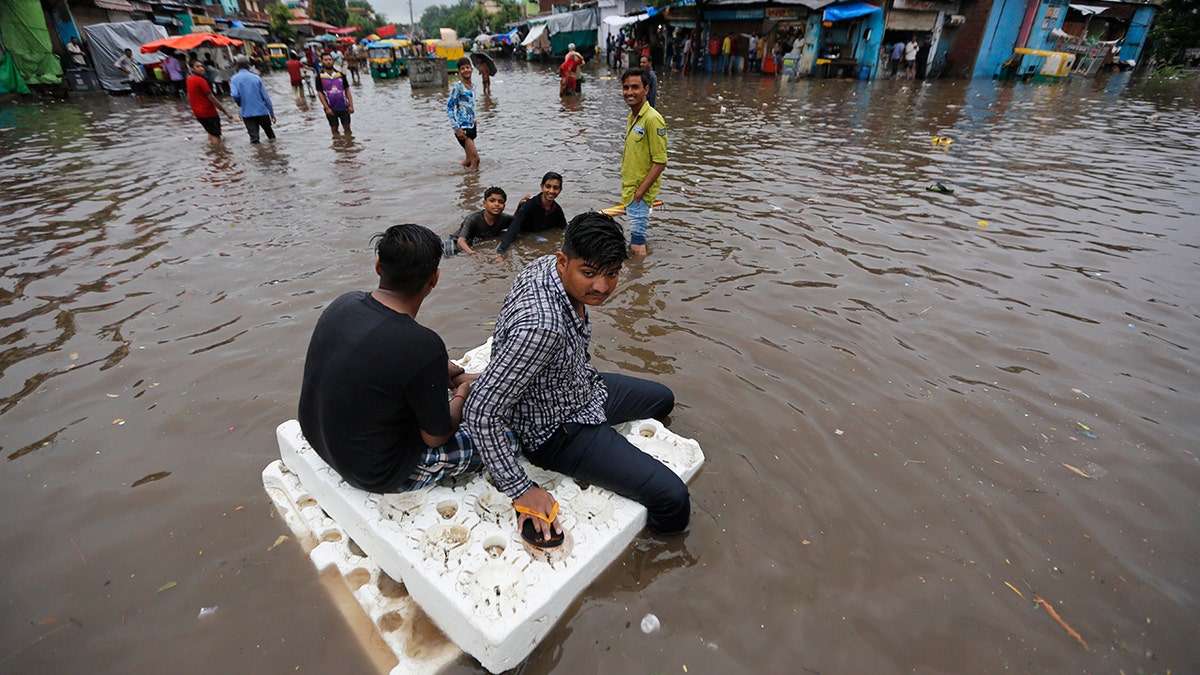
[2,64,1199,673]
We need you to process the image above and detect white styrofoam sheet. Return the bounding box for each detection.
[266,340,704,672]
[262,460,463,675]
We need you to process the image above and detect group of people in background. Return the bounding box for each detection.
[609,27,801,75]
[888,36,933,79]
[181,46,357,146]
[443,63,664,257]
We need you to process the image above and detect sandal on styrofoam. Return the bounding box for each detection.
[515,502,564,549]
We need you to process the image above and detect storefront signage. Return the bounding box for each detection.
[893,0,959,12]
[765,7,801,20]
[706,9,765,20]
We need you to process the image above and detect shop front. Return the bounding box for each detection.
[800,1,884,78]
[880,0,957,78]
[705,7,767,71]
[762,5,812,74]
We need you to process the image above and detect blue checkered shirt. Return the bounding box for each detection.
[464,255,608,498]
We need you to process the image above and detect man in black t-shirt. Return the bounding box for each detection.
[497,172,568,255]
[298,224,502,492]
[445,186,514,258]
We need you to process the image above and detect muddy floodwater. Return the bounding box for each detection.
[2,61,1198,673]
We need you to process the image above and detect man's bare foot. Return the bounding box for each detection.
[460,159,470,166]
[630,244,648,256]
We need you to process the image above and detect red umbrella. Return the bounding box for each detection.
[140,32,243,53]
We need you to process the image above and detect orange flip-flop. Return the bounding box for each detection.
[515,502,565,549]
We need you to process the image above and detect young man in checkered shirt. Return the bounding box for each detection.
[465,212,690,543]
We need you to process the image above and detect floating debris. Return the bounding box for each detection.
[640,613,660,634]
[131,471,171,487]
[1061,463,1094,479]
[1033,594,1089,650]
[926,182,954,194]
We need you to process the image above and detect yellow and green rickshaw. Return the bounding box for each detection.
[267,43,288,69]
[424,38,465,72]
[367,41,402,79]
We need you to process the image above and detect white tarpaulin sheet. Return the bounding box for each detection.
[545,5,600,33]
[1068,4,1107,15]
[520,24,547,47]
[603,13,649,27]
[81,20,167,92]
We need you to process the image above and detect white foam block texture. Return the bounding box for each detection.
[268,337,703,673]
[263,460,464,674]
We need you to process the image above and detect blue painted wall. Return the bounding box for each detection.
[857,11,885,78]
[1025,0,1068,51]
[50,3,81,44]
[973,0,1027,78]
[1119,5,1155,64]
[799,12,822,74]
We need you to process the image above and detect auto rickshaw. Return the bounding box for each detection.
[367,41,401,79]
[380,39,411,74]
[267,44,288,69]
[424,37,465,72]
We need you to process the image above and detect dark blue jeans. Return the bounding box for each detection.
[242,115,275,143]
[527,373,690,534]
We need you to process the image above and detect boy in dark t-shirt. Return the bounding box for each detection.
[497,172,568,255]
[446,186,514,259]
[298,224,509,493]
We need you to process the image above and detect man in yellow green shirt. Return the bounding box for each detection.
[620,67,667,257]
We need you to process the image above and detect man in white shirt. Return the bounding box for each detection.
[905,36,919,79]
[114,48,145,97]
[66,37,87,67]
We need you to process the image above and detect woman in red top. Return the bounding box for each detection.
[186,60,231,145]
[558,47,583,96]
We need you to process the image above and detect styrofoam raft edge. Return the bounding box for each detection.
[262,460,462,674]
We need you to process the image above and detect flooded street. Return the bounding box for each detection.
[2,61,1198,673]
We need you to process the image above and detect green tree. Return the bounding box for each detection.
[269,3,297,43]
[1149,0,1200,64]
[421,0,472,37]
[347,0,387,37]
[420,0,518,39]
[492,0,521,29]
[311,0,350,27]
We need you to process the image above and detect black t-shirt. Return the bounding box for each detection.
[298,291,451,492]
[497,197,567,253]
[454,209,514,243]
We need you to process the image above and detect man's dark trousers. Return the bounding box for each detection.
[526,372,690,534]
[243,115,275,143]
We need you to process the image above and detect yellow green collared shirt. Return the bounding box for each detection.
[621,102,668,206]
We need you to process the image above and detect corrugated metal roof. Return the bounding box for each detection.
[95,0,136,10]
[703,0,837,9]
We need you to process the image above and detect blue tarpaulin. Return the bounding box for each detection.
[823,2,881,21]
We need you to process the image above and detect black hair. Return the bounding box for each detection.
[541,171,563,187]
[484,186,507,202]
[457,56,472,69]
[620,67,648,87]
[189,59,202,68]
[370,224,441,294]
[562,212,628,270]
